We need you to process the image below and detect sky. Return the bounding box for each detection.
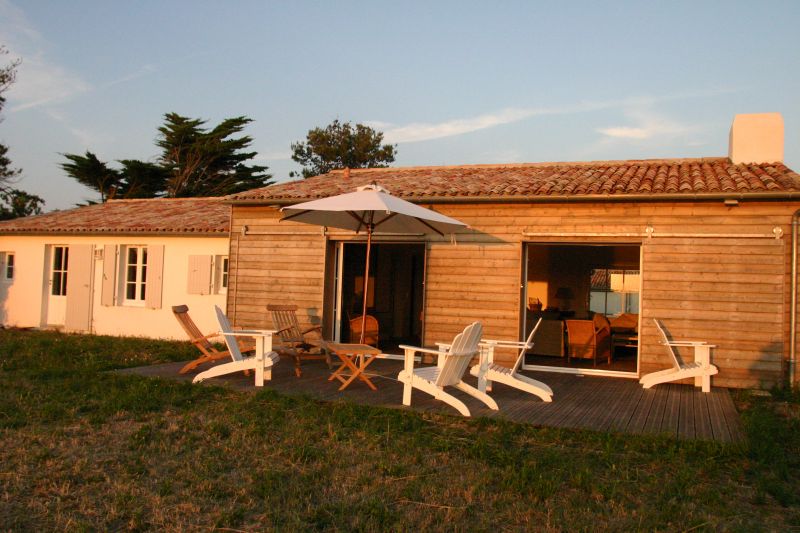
[1,0,799,211]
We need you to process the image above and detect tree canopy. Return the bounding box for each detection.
[61,113,273,203]
[0,45,45,219]
[291,120,397,178]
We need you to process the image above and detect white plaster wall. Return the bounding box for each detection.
[0,234,230,340]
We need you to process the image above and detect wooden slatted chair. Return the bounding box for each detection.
[193,306,280,387]
[267,304,330,377]
[640,318,718,392]
[349,315,380,346]
[398,322,498,417]
[565,319,612,367]
[468,317,553,402]
[173,304,242,374]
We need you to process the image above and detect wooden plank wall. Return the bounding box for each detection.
[230,200,800,389]
[428,201,796,389]
[228,207,326,331]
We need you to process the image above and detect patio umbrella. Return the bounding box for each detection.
[281,183,468,344]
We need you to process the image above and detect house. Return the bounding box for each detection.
[0,197,231,339]
[224,113,800,389]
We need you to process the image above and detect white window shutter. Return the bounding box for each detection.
[145,244,164,309]
[187,255,212,295]
[101,245,118,306]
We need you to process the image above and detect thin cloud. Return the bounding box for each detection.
[370,88,739,145]
[101,63,157,90]
[0,1,91,112]
[8,54,91,111]
[596,108,693,141]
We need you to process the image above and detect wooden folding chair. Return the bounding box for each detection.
[268,304,331,377]
[172,305,253,374]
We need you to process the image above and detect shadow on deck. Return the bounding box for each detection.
[117,357,744,443]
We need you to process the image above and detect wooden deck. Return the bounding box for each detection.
[118,357,744,443]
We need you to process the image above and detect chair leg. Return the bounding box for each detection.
[454,381,499,411]
[402,382,412,406]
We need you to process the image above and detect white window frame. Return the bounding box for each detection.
[1,252,13,282]
[51,246,69,296]
[217,255,229,294]
[122,245,148,306]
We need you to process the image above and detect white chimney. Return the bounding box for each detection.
[728,113,784,164]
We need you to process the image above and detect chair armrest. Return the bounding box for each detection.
[220,329,275,338]
[301,325,322,335]
[398,344,446,356]
[399,344,446,372]
[664,341,708,346]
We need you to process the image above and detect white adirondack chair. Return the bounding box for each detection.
[193,306,280,387]
[468,317,553,402]
[398,322,498,417]
[640,318,718,393]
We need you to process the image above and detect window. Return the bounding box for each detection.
[0,252,13,281]
[589,268,640,316]
[5,253,14,280]
[220,256,229,290]
[124,246,147,304]
[51,246,69,296]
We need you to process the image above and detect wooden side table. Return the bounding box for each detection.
[326,342,381,391]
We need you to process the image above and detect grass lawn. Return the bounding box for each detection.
[0,330,798,531]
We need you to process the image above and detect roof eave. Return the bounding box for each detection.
[227,191,800,207]
[0,230,230,237]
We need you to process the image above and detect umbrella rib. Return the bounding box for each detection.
[346,211,367,233]
[416,218,445,236]
[372,212,398,229]
[280,209,311,222]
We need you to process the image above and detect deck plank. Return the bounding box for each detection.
[117,359,744,443]
[678,384,696,439]
[624,388,657,434]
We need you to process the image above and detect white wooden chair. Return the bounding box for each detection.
[193,306,280,387]
[640,318,718,393]
[398,322,498,417]
[468,317,553,402]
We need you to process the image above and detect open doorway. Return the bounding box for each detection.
[522,243,641,375]
[336,242,425,353]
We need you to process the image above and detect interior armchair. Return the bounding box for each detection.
[565,315,612,367]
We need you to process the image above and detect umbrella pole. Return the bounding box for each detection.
[360,225,373,345]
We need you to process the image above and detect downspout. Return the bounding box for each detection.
[791,210,800,387]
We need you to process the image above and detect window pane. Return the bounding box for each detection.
[126,282,136,300]
[623,271,640,292]
[127,265,137,283]
[52,272,62,295]
[141,265,147,284]
[128,247,137,265]
[140,281,146,301]
[53,247,62,270]
[589,291,606,314]
[605,292,622,316]
[142,248,148,265]
[6,254,13,279]
[62,272,68,295]
[625,293,640,314]
[64,247,69,269]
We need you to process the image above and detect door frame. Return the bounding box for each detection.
[328,239,427,351]
[519,240,643,378]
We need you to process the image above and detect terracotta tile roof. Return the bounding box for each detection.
[0,198,230,235]
[228,157,800,203]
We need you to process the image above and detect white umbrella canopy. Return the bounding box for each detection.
[280,183,467,235]
[280,183,468,344]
